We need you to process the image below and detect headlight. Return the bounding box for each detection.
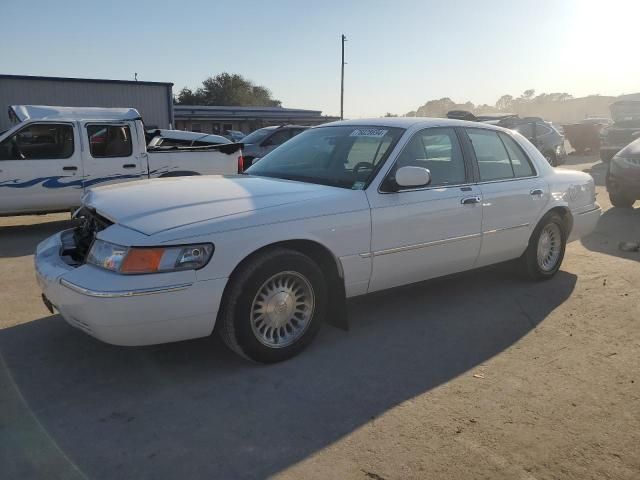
[87,239,214,274]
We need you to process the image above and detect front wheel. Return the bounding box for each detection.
[520,212,567,280]
[218,248,327,363]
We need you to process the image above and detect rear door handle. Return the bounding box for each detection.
[461,196,481,205]
[62,166,78,171]
[530,188,544,196]
[122,164,136,169]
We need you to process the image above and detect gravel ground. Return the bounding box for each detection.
[0,154,638,480]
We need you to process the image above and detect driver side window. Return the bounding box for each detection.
[393,127,466,187]
[0,123,74,161]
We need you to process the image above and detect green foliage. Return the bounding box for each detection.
[175,73,281,107]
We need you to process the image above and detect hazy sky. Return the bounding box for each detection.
[2,0,638,118]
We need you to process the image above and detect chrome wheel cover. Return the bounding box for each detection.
[537,223,562,271]
[250,271,315,348]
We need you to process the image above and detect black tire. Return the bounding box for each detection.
[609,191,635,208]
[218,248,327,363]
[520,212,567,281]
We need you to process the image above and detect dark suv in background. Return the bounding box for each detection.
[241,125,308,166]
[600,101,640,163]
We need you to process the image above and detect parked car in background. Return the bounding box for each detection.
[0,105,243,216]
[509,120,567,166]
[35,118,600,363]
[241,125,308,166]
[446,111,566,166]
[562,117,610,154]
[600,101,640,163]
[223,130,245,142]
[606,136,640,207]
[147,129,231,147]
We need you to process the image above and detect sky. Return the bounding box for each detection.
[2,0,639,118]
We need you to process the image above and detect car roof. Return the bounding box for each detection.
[318,117,507,131]
[10,105,141,122]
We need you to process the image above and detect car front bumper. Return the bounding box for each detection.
[35,230,227,346]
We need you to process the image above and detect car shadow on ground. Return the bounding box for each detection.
[1,265,576,479]
[581,205,640,262]
[0,219,75,258]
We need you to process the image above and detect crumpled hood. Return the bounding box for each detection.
[83,175,344,236]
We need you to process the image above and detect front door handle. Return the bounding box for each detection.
[62,166,78,171]
[530,188,544,196]
[461,196,481,205]
[122,164,137,169]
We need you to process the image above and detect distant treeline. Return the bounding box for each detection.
[402,90,640,124]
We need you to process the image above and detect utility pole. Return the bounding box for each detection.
[340,34,346,120]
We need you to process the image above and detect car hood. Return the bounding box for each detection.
[83,175,353,236]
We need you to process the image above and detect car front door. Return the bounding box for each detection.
[82,122,143,190]
[0,121,82,215]
[366,127,483,292]
[464,128,549,267]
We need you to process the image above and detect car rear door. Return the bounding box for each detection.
[463,128,548,267]
[366,127,483,292]
[81,121,144,190]
[0,121,83,215]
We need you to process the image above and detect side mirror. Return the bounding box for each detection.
[395,166,431,189]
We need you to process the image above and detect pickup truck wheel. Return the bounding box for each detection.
[609,191,635,208]
[218,248,327,363]
[521,212,566,280]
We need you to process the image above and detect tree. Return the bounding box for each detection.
[521,89,535,101]
[384,112,398,117]
[175,73,281,107]
[495,94,514,111]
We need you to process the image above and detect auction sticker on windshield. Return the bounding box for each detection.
[349,128,388,138]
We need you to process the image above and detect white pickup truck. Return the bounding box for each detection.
[0,105,243,216]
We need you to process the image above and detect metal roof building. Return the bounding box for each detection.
[0,74,173,131]
[174,105,339,134]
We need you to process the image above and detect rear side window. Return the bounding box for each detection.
[394,127,466,187]
[0,123,74,160]
[467,129,513,181]
[266,129,290,146]
[87,125,133,158]
[467,129,535,181]
[498,132,535,177]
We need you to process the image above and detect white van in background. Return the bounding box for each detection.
[0,105,243,216]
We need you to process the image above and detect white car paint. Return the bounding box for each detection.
[34,117,600,347]
[0,106,242,216]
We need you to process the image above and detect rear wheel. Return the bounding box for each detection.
[609,191,635,208]
[521,212,567,280]
[218,248,327,363]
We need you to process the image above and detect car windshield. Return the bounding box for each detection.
[245,125,404,189]
[241,128,272,144]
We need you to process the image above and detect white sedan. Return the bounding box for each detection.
[35,118,601,362]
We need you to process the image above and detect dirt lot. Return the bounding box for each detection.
[1,154,638,480]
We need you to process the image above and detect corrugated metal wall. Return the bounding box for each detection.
[0,77,173,131]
